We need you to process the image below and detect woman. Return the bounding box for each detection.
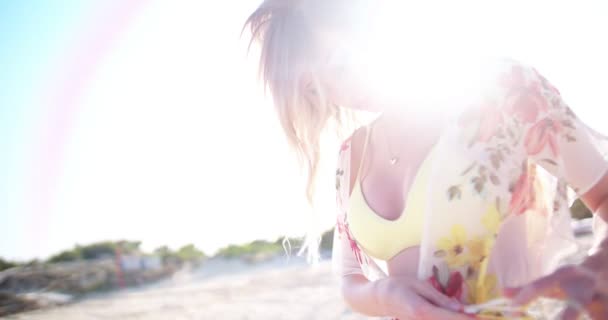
[244,1,608,319]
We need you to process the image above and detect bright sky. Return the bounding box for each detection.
[1,1,607,261]
[45,0,334,259]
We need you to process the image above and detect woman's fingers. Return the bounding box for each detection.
[418,303,472,320]
[560,305,582,320]
[585,293,608,320]
[506,267,580,305]
[403,294,470,320]
[504,266,608,319]
[506,281,563,305]
[413,280,462,312]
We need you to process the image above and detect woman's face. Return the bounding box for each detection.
[312,30,382,113]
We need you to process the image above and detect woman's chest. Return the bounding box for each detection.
[360,141,438,221]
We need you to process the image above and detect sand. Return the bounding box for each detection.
[6,233,596,320]
[5,257,365,320]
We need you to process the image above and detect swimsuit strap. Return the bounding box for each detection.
[356,124,373,183]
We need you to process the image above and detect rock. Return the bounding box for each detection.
[0,292,39,317]
[20,292,73,307]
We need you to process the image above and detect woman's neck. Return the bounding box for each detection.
[375,107,443,139]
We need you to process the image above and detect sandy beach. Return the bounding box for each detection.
[5,232,596,320]
[5,257,365,320]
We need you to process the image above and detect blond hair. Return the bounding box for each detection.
[244,0,357,204]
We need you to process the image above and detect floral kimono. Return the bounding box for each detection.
[332,59,608,318]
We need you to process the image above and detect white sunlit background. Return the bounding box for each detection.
[0,0,606,319]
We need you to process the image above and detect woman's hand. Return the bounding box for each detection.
[379,276,470,320]
[504,244,608,320]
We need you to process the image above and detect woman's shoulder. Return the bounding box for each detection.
[338,126,367,156]
[337,126,369,193]
[454,57,545,112]
[478,57,542,87]
[477,56,529,73]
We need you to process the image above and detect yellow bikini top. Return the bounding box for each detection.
[348,125,436,261]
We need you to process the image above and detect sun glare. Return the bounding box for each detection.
[349,1,497,116]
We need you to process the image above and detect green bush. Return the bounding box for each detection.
[213,232,335,260]
[47,250,82,263]
[46,240,142,263]
[570,198,592,220]
[0,258,18,272]
[153,244,205,264]
[80,242,116,260]
[215,240,283,259]
[175,244,206,261]
[320,229,334,251]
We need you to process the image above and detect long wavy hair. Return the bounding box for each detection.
[243,0,362,202]
[243,0,364,262]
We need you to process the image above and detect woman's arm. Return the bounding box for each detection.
[341,273,468,319]
[341,274,388,317]
[505,176,608,319]
[496,62,608,319]
[506,174,608,319]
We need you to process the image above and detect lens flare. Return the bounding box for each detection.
[346,1,495,116]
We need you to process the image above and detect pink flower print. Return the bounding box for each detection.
[499,65,526,90]
[336,215,363,265]
[509,169,534,215]
[428,265,464,301]
[524,118,562,157]
[339,138,351,154]
[504,85,549,124]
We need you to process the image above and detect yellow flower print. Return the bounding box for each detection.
[467,273,498,305]
[437,225,468,267]
[466,236,493,271]
[466,274,535,319]
[482,204,501,234]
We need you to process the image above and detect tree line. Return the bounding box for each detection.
[0,241,206,272]
[1,200,591,273]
